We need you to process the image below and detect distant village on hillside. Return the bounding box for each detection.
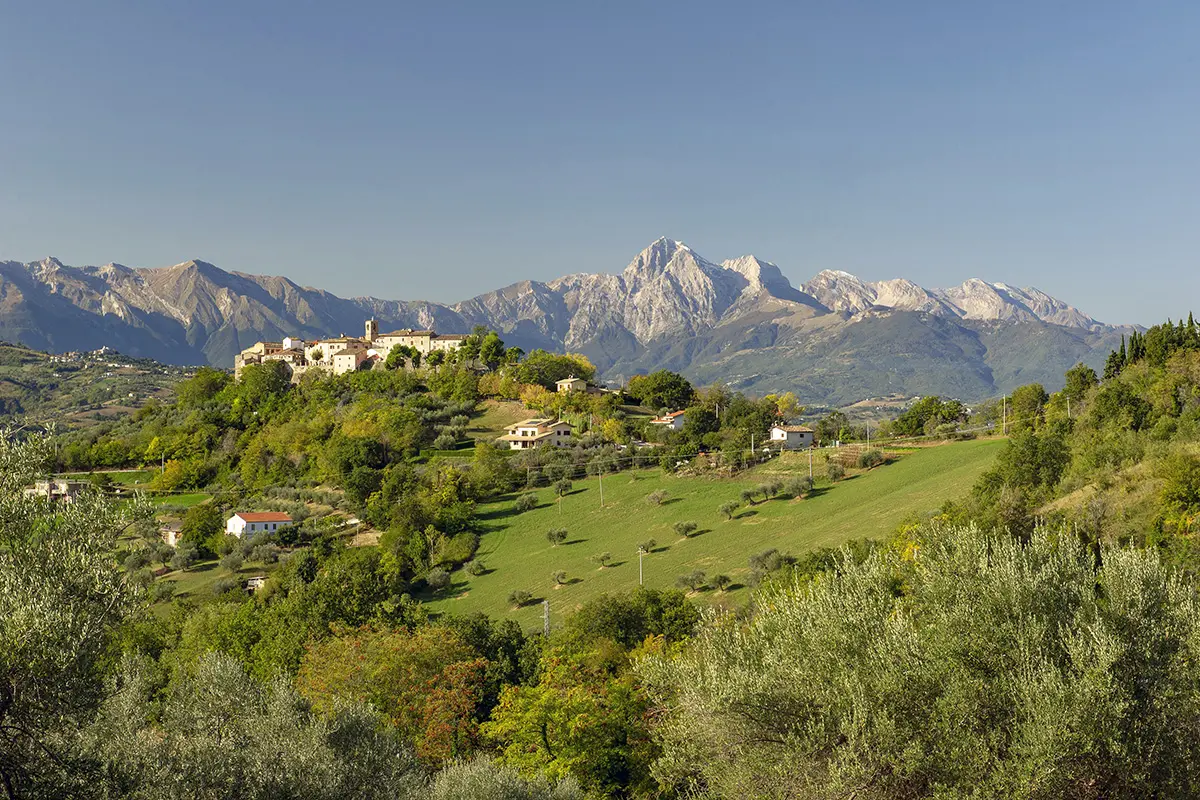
[233,319,467,380]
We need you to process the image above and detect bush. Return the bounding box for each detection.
[553,479,573,497]
[646,489,669,506]
[546,528,568,546]
[676,570,707,592]
[465,560,486,576]
[429,758,583,800]
[786,476,815,498]
[740,489,757,505]
[638,539,657,554]
[719,501,740,520]
[249,544,280,564]
[593,552,612,568]
[426,568,451,592]
[827,462,846,481]
[712,574,732,592]
[219,552,244,572]
[514,493,539,513]
[170,546,199,572]
[432,433,459,451]
[856,448,885,469]
[212,577,241,596]
[673,520,698,538]
[508,589,533,608]
[552,570,568,586]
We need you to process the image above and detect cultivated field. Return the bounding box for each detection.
[427,437,1005,628]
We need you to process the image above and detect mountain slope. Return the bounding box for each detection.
[0,241,1133,404]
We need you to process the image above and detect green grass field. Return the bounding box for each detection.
[427,438,1004,628]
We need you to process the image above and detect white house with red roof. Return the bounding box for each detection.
[226,511,293,538]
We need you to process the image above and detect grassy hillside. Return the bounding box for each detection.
[427,437,1005,628]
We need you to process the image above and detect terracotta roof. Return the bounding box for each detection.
[773,425,813,433]
[434,333,467,341]
[232,512,293,523]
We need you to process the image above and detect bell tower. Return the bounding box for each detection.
[365,318,378,342]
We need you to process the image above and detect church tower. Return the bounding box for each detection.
[365,318,378,342]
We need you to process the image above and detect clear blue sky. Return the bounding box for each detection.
[1,2,1197,325]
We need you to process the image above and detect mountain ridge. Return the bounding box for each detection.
[0,240,1133,404]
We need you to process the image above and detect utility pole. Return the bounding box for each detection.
[638,548,644,586]
[1002,395,1007,435]
[542,599,550,637]
[598,467,604,508]
[808,447,813,480]
[1067,397,1071,420]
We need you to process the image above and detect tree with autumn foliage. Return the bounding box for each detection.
[294,624,488,765]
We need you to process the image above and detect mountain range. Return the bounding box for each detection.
[0,239,1133,405]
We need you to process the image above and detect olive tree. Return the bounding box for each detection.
[0,432,151,798]
[641,526,1200,799]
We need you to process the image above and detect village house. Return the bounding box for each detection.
[24,479,90,503]
[648,410,688,431]
[233,319,467,381]
[769,424,815,450]
[160,523,183,548]
[556,376,587,394]
[245,575,269,592]
[226,511,293,538]
[498,418,575,450]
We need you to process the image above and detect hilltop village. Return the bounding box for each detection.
[233,319,466,379]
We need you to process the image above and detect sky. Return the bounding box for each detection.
[1,2,1197,325]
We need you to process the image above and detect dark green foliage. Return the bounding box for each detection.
[508,589,533,608]
[559,587,700,650]
[546,528,568,546]
[892,396,967,437]
[856,449,885,469]
[625,370,695,411]
[514,493,538,513]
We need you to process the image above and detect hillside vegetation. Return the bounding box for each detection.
[429,439,1004,626]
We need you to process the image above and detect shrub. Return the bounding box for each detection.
[827,462,846,481]
[857,448,885,469]
[786,476,815,498]
[553,479,573,497]
[712,574,732,592]
[426,568,451,592]
[673,520,698,538]
[740,489,757,505]
[219,552,244,573]
[508,589,533,608]
[514,493,539,513]
[450,414,470,428]
[170,546,199,572]
[553,570,568,586]
[676,570,707,592]
[250,544,279,564]
[638,539,657,554]
[756,483,774,500]
[719,501,740,520]
[465,560,486,576]
[593,552,613,568]
[546,528,568,546]
[646,489,668,506]
[432,433,459,450]
[212,577,241,596]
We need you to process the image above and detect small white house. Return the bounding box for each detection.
[648,410,687,431]
[245,575,268,592]
[769,424,814,450]
[556,376,587,394]
[226,512,293,538]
